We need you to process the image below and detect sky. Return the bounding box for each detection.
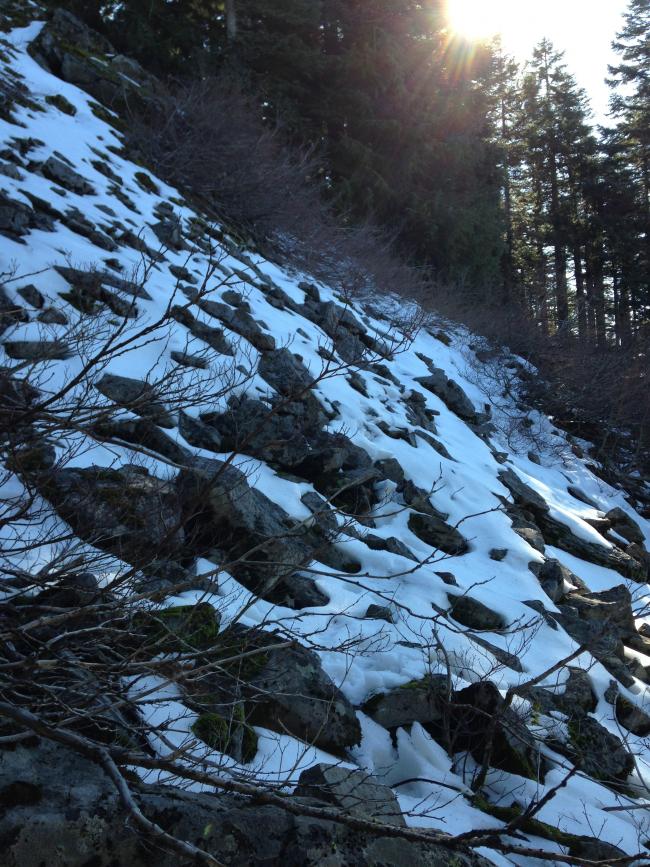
[496,0,630,122]
[46,1,632,127]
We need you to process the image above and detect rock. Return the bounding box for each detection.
[498,469,549,513]
[400,480,449,521]
[362,676,448,730]
[152,215,185,250]
[448,595,506,631]
[538,510,645,580]
[295,764,405,826]
[489,548,508,561]
[41,155,95,195]
[16,284,44,308]
[177,460,326,608]
[43,465,184,567]
[3,340,71,360]
[170,350,208,369]
[606,507,645,545]
[414,369,477,422]
[568,838,627,862]
[0,191,34,236]
[616,695,650,736]
[178,411,223,453]
[245,638,361,755]
[37,307,68,325]
[55,265,152,300]
[199,298,275,351]
[301,491,338,535]
[452,681,539,779]
[95,373,175,428]
[364,604,394,623]
[92,418,191,464]
[258,347,313,397]
[408,512,468,556]
[533,558,582,602]
[170,305,233,354]
[374,457,405,484]
[0,740,491,867]
[523,668,596,718]
[363,533,419,562]
[566,714,633,782]
[467,634,523,673]
[562,585,636,640]
[435,571,458,586]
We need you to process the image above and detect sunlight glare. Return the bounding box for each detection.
[447,0,534,48]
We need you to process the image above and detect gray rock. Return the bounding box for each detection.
[606,507,645,545]
[566,714,633,783]
[170,305,233,354]
[95,373,175,428]
[177,460,326,608]
[178,411,223,453]
[452,681,539,779]
[364,604,394,623]
[42,155,95,195]
[0,191,34,236]
[616,695,650,736]
[467,634,523,672]
[301,490,338,535]
[408,512,468,556]
[258,347,313,396]
[55,265,152,300]
[414,369,477,422]
[568,837,627,862]
[93,418,191,464]
[0,740,490,867]
[489,548,508,561]
[16,284,44,308]
[170,350,209,369]
[448,595,506,631]
[43,464,184,567]
[37,307,68,325]
[498,468,550,513]
[3,340,71,360]
[199,298,275,351]
[295,763,405,826]
[363,533,419,562]
[524,668,596,718]
[374,457,405,484]
[563,585,636,640]
[534,558,579,602]
[362,676,448,730]
[246,639,361,755]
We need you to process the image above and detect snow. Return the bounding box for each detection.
[2,18,650,864]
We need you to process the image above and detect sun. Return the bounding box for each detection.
[446,0,528,45]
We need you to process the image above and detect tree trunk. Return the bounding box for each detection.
[573,246,587,340]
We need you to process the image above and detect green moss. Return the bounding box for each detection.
[134,171,160,195]
[138,603,221,652]
[191,708,258,762]
[45,94,77,116]
[471,796,580,846]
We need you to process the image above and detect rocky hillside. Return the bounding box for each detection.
[1,7,650,866]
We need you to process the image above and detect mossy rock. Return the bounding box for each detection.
[45,93,77,115]
[191,709,258,763]
[471,796,579,847]
[137,603,221,652]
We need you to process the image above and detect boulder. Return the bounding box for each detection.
[467,634,523,673]
[295,764,405,826]
[408,512,468,556]
[414,370,477,423]
[170,305,233,355]
[364,604,394,623]
[498,469,549,513]
[562,585,636,640]
[199,298,275,351]
[616,695,650,736]
[3,340,71,360]
[177,460,326,608]
[92,418,191,465]
[0,740,491,867]
[533,558,577,602]
[95,373,175,428]
[448,595,506,632]
[362,676,448,731]
[606,507,645,545]
[43,465,184,567]
[0,191,33,236]
[245,639,361,755]
[362,533,419,562]
[566,714,633,783]
[16,284,44,308]
[258,347,313,396]
[178,410,223,453]
[452,681,539,779]
[41,155,94,195]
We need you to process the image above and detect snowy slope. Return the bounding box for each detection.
[2,15,650,865]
